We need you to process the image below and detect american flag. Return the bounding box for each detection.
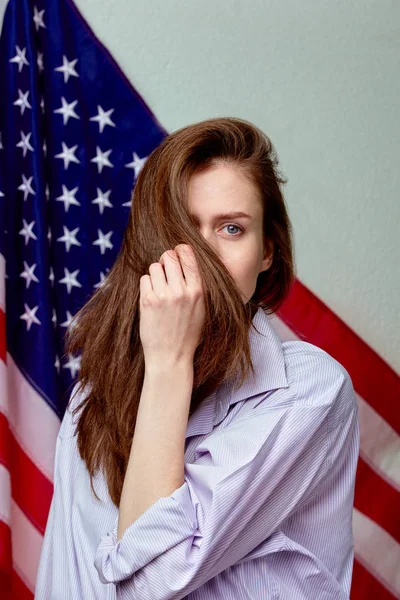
[0,1,399,599]
[0,0,166,597]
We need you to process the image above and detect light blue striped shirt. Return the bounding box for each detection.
[35,308,360,599]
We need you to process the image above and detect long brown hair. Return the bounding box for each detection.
[64,116,296,507]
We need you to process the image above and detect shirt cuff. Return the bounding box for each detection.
[94,481,198,584]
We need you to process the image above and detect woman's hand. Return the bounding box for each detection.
[139,244,206,367]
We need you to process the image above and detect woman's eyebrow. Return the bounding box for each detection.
[190,211,253,223]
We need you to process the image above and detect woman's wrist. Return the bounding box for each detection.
[141,358,194,413]
[144,357,194,380]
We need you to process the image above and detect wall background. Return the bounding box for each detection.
[2,0,399,372]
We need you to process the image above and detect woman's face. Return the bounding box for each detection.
[187,164,273,303]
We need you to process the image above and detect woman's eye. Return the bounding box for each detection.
[221,223,244,236]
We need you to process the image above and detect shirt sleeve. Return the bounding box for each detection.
[34,444,59,599]
[34,383,82,599]
[93,354,358,600]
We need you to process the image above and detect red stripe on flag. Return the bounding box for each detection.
[0,412,53,537]
[354,456,400,544]
[278,279,400,434]
[0,520,12,600]
[11,569,34,600]
[351,559,398,600]
[10,436,54,535]
[0,412,11,471]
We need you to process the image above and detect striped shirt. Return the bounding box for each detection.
[34,307,360,599]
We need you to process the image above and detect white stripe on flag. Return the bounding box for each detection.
[357,393,400,490]
[0,356,61,481]
[11,499,43,594]
[0,463,11,524]
[353,508,400,597]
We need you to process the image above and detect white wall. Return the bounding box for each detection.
[3,0,400,372]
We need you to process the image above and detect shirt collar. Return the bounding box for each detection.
[185,307,288,439]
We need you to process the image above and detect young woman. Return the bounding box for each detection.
[35,117,360,599]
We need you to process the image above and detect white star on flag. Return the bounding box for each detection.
[55,142,80,169]
[56,184,80,212]
[59,267,82,294]
[18,174,35,201]
[20,261,40,289]
[13,89,32,115]
[57,226,82,252]
[16,131,34,157]
[20,303,41,331]
[9,45,29,72]
[19,219,37,245]
[54,55,79,83]
[89,105,116,133]
[93,229,113,254]
[49,266,55,286]
[92,187,113,214]
[33,6,46,31]
[60,311,74,329]
[94,271,109,289]
[90,146,113,173]
[54,97,80,125]
[62,353,81,378]
[125,151,147,179]
[37,52,44,72]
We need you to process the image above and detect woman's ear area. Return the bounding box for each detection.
[260,238,274,274]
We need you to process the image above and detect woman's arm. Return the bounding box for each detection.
[117,360,194,541]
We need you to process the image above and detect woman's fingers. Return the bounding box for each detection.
[153,245,202,297]
[158,250,186,294]
[139,273,153,301]
[173,245,203,294]
[139,245,205,362]
[148,262,168,295]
